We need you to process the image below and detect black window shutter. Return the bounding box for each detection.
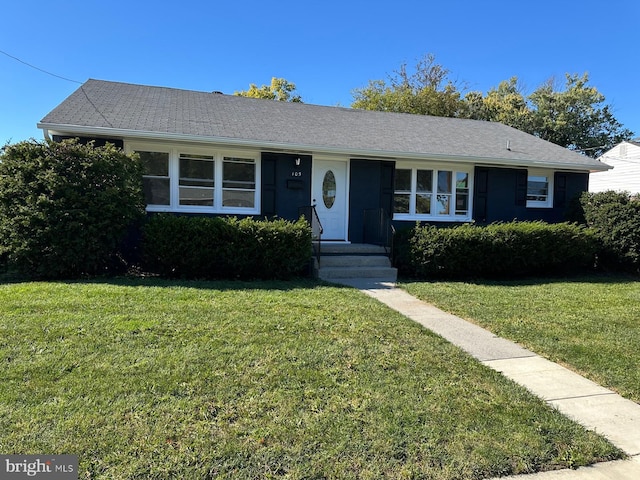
[515,169,527,207]
[261,154,277,217]
[473,167,489,222]
[554,173,567,209]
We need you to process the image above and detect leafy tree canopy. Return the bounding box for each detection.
[234,77,302,102]
[351,55,634,157]
[351,54,465,117]
[463,77,533,133]
[526,73,633,157]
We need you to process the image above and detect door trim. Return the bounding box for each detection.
[312,157,349,242]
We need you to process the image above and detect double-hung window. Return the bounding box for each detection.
[416,169,433,214]
[526,170,553,208]
[394,164,472,221]
[394,169,412,214]
[134,144,259,214]
[436,171,452,215]
[140,151,170,206]
[455,172,470,215]
[223,157,256,208]
[179,153,215,206]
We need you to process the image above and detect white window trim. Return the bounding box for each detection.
[393,161,474,222]
[526,169,553,209]
[127,142,261,215]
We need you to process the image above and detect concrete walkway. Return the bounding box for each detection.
[328,277,640,479]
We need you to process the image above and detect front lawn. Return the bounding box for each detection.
[0,280,623,479]
[402,274,640,404]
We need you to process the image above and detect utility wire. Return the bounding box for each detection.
[0,49,113,127]
[79,84,113,128]
[0,49,82,84]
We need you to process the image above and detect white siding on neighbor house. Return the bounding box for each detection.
[590,142,640,194]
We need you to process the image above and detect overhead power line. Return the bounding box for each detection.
[0,49,82,84]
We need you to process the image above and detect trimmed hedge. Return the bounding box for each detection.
[141,215,312,280]
[579,191,640,272]
[400,221,598,279]
[0,139,144,279]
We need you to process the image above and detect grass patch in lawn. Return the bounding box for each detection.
[401,274,640,404]
[0,279,623,479]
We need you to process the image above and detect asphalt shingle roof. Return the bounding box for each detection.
[38,79,608,171]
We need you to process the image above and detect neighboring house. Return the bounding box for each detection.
[589,139,640,194]
[38,79,610,243]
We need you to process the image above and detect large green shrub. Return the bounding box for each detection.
[579,191,640,271]
[0,139,145,278]
[141,215,312,280]
[402,221,597,279]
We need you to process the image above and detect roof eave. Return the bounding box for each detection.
[38,123,611,173]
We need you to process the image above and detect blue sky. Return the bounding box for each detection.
[2,0,639,146]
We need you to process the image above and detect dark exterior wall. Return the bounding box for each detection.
[390,166,589,233]
[473,166,527,223]
[473,166,588,224]
[261,152,312,221]
[49,134,590,230]
[553,170,589,214]
[349,159,394,243]
[52,135,124,149]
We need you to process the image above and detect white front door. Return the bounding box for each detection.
[312,159,348,241]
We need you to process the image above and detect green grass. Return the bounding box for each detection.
[0,279,623,479]
[401,274,640,404]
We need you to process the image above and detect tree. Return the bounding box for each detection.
[466,73,632,157]
[464,77,533,133]
[351,54,466,117]
[351,54,634,157]
[0,139,145,278]
[234,77,302,102]
[526,74,633,157]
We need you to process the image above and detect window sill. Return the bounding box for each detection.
[146,205,260,215]
[393,214,472,222]
[526,202,552,209]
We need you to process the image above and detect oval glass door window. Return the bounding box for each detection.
[322,170,336,209]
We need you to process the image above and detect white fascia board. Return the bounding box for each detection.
[38,123,611,173]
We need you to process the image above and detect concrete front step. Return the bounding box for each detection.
[315,243,397,281]
[318,266,398,280]
[320,255,391,268]
[320,243,388,255]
